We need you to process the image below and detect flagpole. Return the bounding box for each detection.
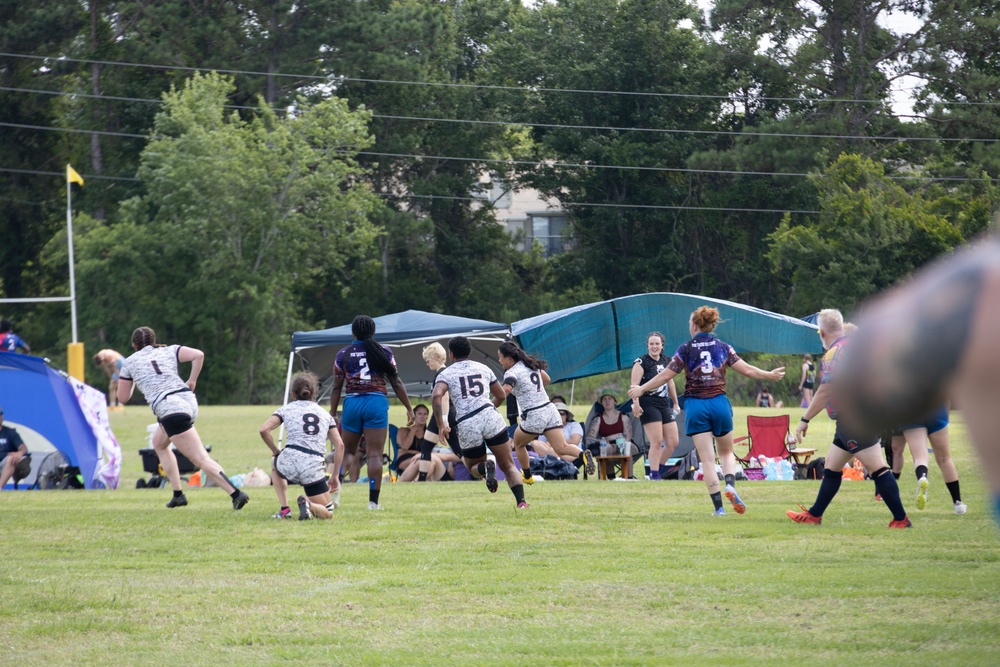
[66,167,78,343]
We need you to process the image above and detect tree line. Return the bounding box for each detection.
[1,0,997,403]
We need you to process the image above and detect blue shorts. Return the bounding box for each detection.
[901,405,949,435]
[683,395,733,437]
[341,393,389,433]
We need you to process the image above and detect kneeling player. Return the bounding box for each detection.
[260,372,344,520]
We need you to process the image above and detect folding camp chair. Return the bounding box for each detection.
[734,414,793,468]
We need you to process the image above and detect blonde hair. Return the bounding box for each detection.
[843,322,858,336]
[690,306,720,333]
[817,309,845,335]
[422,342,447,364]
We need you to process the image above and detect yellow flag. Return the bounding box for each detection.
[67,164,84,186]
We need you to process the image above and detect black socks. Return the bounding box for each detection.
[809,468,843,518]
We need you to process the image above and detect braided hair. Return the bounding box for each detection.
[351,315,398,379]
[497,341,548,371]
[131,326,165,350]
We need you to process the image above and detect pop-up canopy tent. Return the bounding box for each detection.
[288,310,510,398]
[0,352,121,490]
[511,293,824,383]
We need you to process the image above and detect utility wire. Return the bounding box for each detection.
[3,122,996,184]
[3,50,999,107]
[2,80,997,145]
[0,167,813,214]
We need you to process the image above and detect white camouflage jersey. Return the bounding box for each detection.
[502,361,550,412]
[120,345,190,407]
[274,400,335,456]
[435,359,498,420]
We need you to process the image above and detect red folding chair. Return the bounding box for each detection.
[734,414,793,468]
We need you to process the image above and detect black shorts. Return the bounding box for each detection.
[802,380,815,390]
[832,424,881,454]
[638,395,674,425]
[303,477,330,497]
[396,451,418,467]
[159,413,195,437]
[426,415,462,456]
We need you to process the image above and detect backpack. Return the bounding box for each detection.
[805,457,825,480]
[529,454,579,480]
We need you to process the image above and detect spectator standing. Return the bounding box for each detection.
[0,320,30,353]
[93,349,125,408]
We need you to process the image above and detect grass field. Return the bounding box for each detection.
[2,404,999,666]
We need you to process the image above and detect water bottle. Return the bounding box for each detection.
[599,437,608,457]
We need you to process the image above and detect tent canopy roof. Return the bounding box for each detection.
[291,310,509,398]
[511,293,823,384]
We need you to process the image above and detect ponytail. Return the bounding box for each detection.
[498,341,548,372]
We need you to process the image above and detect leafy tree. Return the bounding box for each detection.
[42,73,378,401]
[767,153,970,315]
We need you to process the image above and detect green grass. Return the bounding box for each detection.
[2,405,999,666]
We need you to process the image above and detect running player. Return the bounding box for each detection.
[329,315,415,510]
[432,336,528,508]
[629,306,785,515]
[892,406,967,515]
[786,310,911,528]
[259,371,343,520]
[496,341,595,485]
[631,332,680,480]
[118,326,249,510]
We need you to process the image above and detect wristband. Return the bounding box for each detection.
[800,416,810,424]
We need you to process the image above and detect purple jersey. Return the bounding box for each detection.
[667,333,741,399]
[819,335,848,419]
[334,341,396,395]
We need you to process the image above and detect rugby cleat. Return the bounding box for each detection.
[954,501,968,515]
[712,507,726,516]
[485,459,498,493]
[724,485,746,515]
[521,471,534,485]
[297,495,312,520]
[232,491,250,510]
[166,493,188,509]
[272,507,292,519]
[582,449,597,476]
[888,516,913,528]
[787,505,822,525]
[915,475,929,510]
[517,501,529,509]
[368,501,384,510]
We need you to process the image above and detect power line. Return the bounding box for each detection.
[3,80,998,145]
[4,50,999,108]
[0,121,145,139]
[1,167,813,214]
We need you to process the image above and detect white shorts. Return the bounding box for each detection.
[275,448,326,486]
[457,407,508,452]
[519,403,561,436]
[153,391,199,422]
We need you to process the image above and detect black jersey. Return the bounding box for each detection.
[634,354,671,398]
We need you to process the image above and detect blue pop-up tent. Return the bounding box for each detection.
[511,293,823,383]
[288,310,510,398]
[0,352,103,489]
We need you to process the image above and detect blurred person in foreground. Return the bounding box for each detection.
[835,235,1000,522]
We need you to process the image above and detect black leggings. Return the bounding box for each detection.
[419,436,436,461]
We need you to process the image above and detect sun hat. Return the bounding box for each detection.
[551,402,574,420]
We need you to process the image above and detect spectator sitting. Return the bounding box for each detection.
[394,404,428,477]
[756,386,784,408]
[0,406,29,489]
[585,392,634,454]
[531,402,584,464]
[0,320,30,354]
